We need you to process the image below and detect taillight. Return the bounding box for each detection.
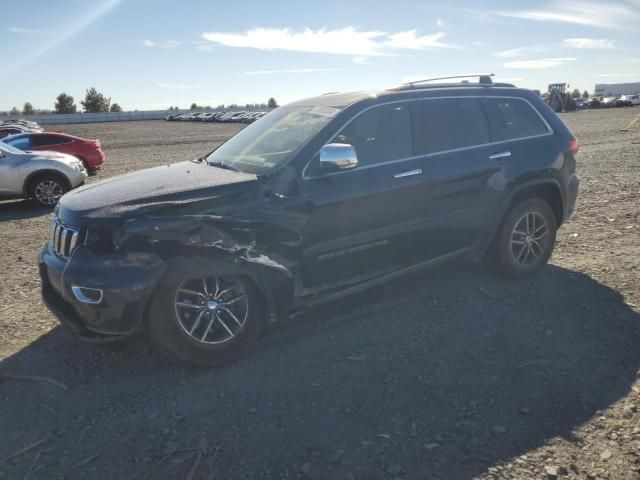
[568,138,580,155]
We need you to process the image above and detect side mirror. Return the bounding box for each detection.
[319,143,358,173]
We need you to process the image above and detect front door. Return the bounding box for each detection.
[300,101,430,287]
[0,152,23,195]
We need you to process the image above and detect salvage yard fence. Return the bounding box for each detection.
[2,107,267,125]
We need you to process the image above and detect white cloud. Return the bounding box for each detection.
[353,56,368,64]
[497,0,639,28]
[504,58,577,69]
[143,39,180,48]
[493,47,532,58]
[8,26,52,35]
[156,82,201,89]
[436,18,445,28]
[201,27,458,56]
[385,30,459,50]
[245,68,343,75]
[562,37,615,48]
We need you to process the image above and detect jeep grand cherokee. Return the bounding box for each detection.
[39,75,580,366]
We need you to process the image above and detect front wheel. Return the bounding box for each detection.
[146,274,265,366]
[29,174,69,207]
[491,198,557,278]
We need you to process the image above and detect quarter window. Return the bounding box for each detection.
[334,103,412,167]
[411,98,489,155]
[484,98,549,141]
[4,136,31,150]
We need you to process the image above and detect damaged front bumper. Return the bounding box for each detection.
[38,243,164,342]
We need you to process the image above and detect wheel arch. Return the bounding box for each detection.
[23,169,72,195]
[474,179,564,262]
[508,180,564,227]
[141,252,295,332]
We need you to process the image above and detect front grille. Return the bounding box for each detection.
[50,218,84,259]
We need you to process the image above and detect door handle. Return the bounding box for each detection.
[394,169,422,179]
[489,151,511,160]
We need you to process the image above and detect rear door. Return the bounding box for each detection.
[407,97,504,259]
[482,96,553,193]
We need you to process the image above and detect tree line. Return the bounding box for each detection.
[7,92,279,116]
[5,88,123,115]
[185,97,278,111]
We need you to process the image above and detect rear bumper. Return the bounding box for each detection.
[83,150,105,169]
[39,244,164,341]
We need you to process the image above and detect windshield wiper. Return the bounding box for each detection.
[208,160,239,172]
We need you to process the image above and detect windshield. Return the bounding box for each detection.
[206,105,341,175]
[0,141,24,155]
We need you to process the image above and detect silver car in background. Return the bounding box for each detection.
[0,141,87,207]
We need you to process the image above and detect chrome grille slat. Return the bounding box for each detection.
[55,225,62,253]
[69,231,79,253]
[50,218,83,260]
[61,229,69,256]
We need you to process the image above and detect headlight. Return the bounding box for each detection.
[85,228,114,253]
[71,161,85,171]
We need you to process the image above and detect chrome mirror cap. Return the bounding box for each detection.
[319,143,358,172]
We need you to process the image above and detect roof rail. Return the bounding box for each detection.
[402,73,494,87]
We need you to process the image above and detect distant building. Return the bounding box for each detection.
[594,82,640,97]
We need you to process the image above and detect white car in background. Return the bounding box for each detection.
[0,141,88,207]
[619,94,640,106]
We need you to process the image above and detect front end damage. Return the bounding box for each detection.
[39,211,300,341]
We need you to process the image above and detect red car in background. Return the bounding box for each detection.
[3,132,105,173]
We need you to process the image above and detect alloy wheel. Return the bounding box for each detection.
[174,276,249,345]
[34,180,64,205]
[510,211,549,266]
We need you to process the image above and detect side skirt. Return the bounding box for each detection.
[292,247,470,312]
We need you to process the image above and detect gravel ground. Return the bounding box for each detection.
[0,108,639,479]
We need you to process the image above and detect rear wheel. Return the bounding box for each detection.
[491,198,557,278]
[29,174,68,207]
[147,274,265,366]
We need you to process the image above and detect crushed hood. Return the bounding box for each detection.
[58,161,258,225]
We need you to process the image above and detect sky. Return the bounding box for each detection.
[1,0,639,111]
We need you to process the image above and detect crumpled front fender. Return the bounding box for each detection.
[113,214,298,322]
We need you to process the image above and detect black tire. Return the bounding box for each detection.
[491,198,557,279]
[28,173,69,207]
[75,156,97,175]
[146,274,265,367]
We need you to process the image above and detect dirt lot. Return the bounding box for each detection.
[1,108,639,479]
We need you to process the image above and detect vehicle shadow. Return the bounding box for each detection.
[0,199,52,221]
[1,264,639,479]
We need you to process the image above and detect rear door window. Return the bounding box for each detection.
[483,98,549,141]
[334,103,412,167]
[411,98,489,155]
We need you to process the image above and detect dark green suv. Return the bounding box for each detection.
[40,75,580,366]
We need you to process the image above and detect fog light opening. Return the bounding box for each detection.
[71,286,103,305]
